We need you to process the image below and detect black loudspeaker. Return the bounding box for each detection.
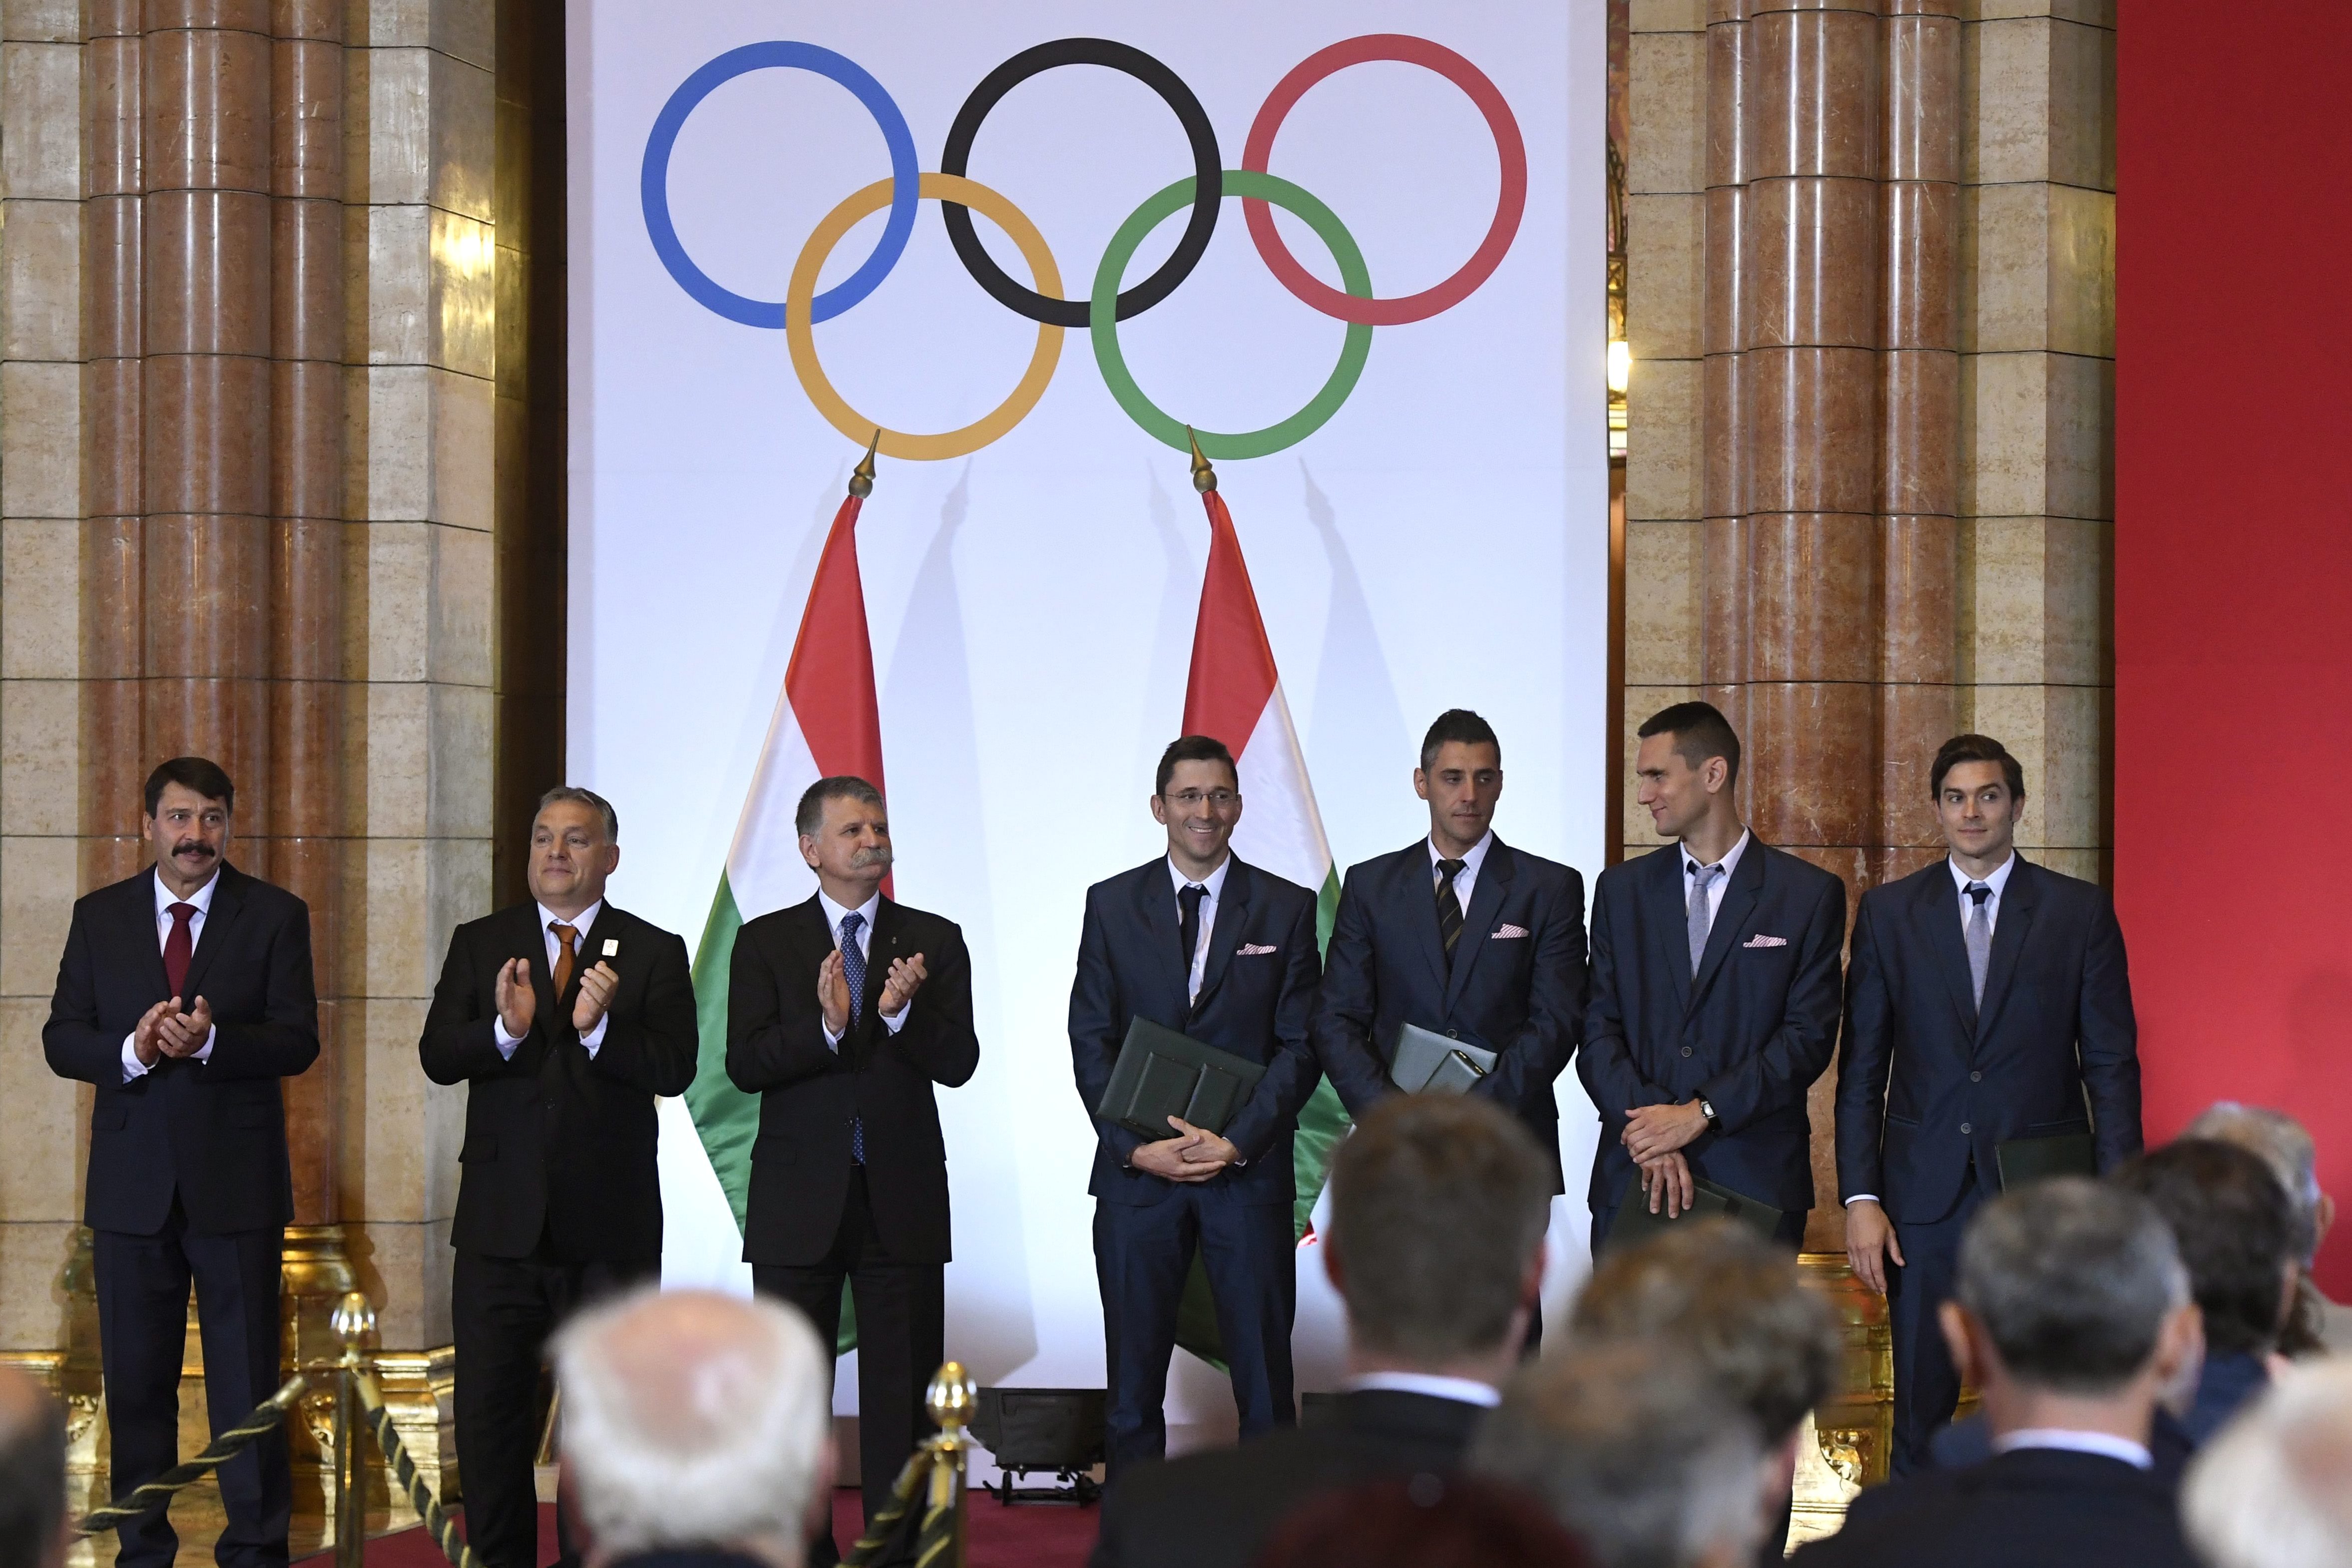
[970,1387,1107,1506]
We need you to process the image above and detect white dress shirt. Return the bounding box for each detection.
[120,869,221,1080]
[1991,1428,2152,1469]
[1428,831,1495,918]
[818,887,909,1048]
[494,900,610,1059]
[1681,827,1752,925]
[1168,855,1233,1003]
[1950,851,2017,935]
[1343,1369,1502,1408]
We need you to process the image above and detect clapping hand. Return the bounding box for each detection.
[156,995,213,1059]
[495,958,536,1039]
[572,961,619,1031]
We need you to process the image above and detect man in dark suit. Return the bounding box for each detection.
[43,756,319,1568]
[1795,1179,2201,1568]
[1577,702,1845,1249]
[420,785,697,1568]
[1312,710,1587,1242]
[1071,736,1323,1475]
[1837,733,2142,1473]
[727,776,979,1563]
[1090,1094,1551,1568]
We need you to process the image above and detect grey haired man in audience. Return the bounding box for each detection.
[2185,1101,2352,1354]
[552,1287,834,1568]
[2183,1360,2352,1568]
[0,1365,69,1568]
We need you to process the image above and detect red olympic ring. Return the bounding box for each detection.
[1241,34,1528,328]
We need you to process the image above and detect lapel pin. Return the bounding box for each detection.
[602,938,619,957]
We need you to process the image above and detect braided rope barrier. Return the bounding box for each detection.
[75,1374,311,1536]
[355,1367,481,1568]
[846,1361,975,1568]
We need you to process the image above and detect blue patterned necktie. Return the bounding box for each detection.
[840,911,867,1164]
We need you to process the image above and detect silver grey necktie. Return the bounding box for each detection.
[1687,860,1724,975]
[1965,882,1993,1007]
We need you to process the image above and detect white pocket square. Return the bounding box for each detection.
[1743,934,1789,949]
[1491,924,1531,940]
[1237,942,1279,956]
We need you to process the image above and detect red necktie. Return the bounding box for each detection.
[164,903,197,997]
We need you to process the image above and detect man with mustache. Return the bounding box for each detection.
[728,777,979,1568]
[43,757,319,1568]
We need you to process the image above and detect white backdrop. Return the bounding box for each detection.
[568,0,1608,1449]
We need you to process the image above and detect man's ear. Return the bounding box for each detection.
[799,833,821,871]
[1321,1242,1348,1296]
[1412,768,1431,801]
[1937,1301,1980,1390]
[2153,1301,2204,1390]
[1520,1240,1548,1309]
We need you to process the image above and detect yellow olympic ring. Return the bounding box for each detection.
[787,173,1063,461]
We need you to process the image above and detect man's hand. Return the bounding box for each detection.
[818,949,852,1037]
[572,961,619,1032]
[1623,1101,1711,1162]
[877,953,928,1019]
[1130,1122,1226,1183]
[132,999,174,1067]
[1168,1117,1239,1169]
[1845,1197,1905,1295]
[495,958,536,1039]
[1640,1150,1696,1216]
[157,995,213,1059]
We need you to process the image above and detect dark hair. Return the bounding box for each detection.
[1572,1219,1839,1440]
[1955,1178,2188,1394]
[1254,1474,1590,1568]
[536,785,619,842]
[1154,735,1237,797]
[795,776,885,838]
[1930,734,2026,801]
[0,1372,66,1568]
[2113,1140,2299,1356]
[143,756,235,817]
[1637,702,1742,789]
[1326,1096,1552,1363]
[1419,709,1501,772]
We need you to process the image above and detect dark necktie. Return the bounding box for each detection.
[1435,860,1466,966]
[164,903,197,997]
[1178,883,1207,998]
[550,921,578,996]
[840,912,867,1165]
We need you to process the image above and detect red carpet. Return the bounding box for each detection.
[302,1491,1099,1567]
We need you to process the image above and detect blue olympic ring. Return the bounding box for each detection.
[640,41,920,328]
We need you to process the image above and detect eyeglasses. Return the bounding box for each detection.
[1162,789,1240,811]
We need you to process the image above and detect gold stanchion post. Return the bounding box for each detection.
[919,1363,977,1568]
[332,1291,378,1567]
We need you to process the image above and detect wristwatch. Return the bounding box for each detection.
[1698,1097,1719,1128]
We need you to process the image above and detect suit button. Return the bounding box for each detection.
[1960,1122,1973,1135]
[1969,1071,1982,1083]
[1446,1029,1459,1039]
[1680,1046,1693,1058]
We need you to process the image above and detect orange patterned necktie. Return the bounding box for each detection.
[550,922,578,995]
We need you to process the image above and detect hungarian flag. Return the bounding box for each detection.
[1173,443,1353,1360]
[684,447,886,1242]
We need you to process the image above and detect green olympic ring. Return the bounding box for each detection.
[1091,169,1373,460]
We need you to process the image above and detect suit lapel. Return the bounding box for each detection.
[1912,862,1979,1033]
[1442,839,1515,1013]
[1191,859,1254,1014]
[1973,856,2038,1042]
[176,864,245,1003]
[1689,839,1766,1011]
[1645,847,1694,1014]
[1130,860,1192,1022]
[125,870,173,1001]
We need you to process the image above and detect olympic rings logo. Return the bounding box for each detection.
[642,34,1526,461]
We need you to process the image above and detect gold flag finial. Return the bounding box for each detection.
[848,429,880,498]
[1187,426,1217,493]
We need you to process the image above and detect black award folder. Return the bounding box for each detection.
[1602,1173,1785,1255]
[1389,1022,1498,1095]
[1994,1131,2098,1191]
[1096,1017,1266,1141]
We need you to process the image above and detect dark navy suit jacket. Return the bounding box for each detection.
[1311,836,1587,1191]
[1835,855,2140,1223]
[1069,856,1323,1209]
[1576,837,1845,1215]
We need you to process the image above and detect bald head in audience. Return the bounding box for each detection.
[553,1288,834,1568]
[2184,1360,2352,1568]
[0,1365,68,1568]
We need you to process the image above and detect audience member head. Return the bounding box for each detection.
[1415,710,1503,856]
[529,785,622,917]
[2182,1361,2352,1568]
[1253,1473,1591,1568]
[2112,1139,2300,1357]
[0,1366,68,1568]
[1571,1219,1839,1504]
[1470,1340,1767,1568]
[1323,1095,1552,1379]
[553,1287,832,1568]
[1633,702,1741,844]
[2185,1102,2336,1355]
[1943,1178,2196,1441]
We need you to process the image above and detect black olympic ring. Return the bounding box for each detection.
[938,38,1222,329]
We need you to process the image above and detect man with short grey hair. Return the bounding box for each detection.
[1471,1339,1769,1568]
[2182,1360,2352,1568]
[1792,1178,2200,1568]
[0,1366,69,1568]
[2185,1101,2350,1354]
[553,1287,835,1568]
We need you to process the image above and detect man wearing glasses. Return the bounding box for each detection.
[1070,735,1324,1473]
